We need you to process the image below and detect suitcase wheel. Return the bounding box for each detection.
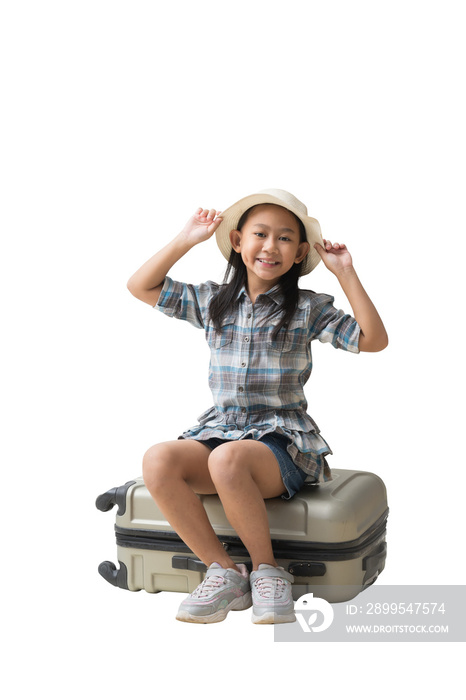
[98,560,129,590]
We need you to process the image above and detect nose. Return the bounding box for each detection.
[262,237,278,253]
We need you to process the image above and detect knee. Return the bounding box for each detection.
[208,443,245,487]
[142,443,176,494]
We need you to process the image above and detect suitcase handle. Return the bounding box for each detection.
[171,557,255,573]
[172,556,207,572]
[362,541,387,584]
[172,557,327,578]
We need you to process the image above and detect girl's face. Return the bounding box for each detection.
[229,204,310,294]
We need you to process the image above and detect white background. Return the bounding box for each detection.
[2,0,465,696]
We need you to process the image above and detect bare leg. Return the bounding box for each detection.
[142,440,240,570]
[207,440,286,570]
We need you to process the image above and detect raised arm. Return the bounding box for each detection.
[314,240,388,352]
[127,208,223,306]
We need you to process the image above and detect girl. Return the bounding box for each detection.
[127,188,388,625]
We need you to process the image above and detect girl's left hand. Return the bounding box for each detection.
[314,239,354,276]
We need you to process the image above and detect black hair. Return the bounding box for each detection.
[208,204,307,340]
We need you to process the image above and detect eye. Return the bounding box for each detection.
[254,231,266,238]
[279,236,291,242]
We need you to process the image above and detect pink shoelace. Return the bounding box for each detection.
[191,575,225,599]
[254,575,286,599]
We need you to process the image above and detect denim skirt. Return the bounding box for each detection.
[195,431,312,500]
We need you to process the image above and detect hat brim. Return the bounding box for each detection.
[215,192,323,276]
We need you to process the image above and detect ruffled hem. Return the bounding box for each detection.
[179,406,333,482]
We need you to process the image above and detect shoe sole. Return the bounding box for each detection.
[251,610,296,625]
[176,592,252,624]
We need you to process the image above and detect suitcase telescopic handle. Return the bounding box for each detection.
[95,481,136,516]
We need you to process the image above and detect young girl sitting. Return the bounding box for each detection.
[127,188,388,625]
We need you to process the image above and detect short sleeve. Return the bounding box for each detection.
[154,276,218,330]
[309,293,360,353]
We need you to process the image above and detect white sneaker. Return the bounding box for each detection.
[176,562,251,624]
[250,564,296,624]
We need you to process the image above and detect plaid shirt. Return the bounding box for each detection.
[155,276,360,481]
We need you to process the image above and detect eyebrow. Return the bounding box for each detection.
[253,224,297,235]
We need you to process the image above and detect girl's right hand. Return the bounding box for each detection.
[180,208,223,247]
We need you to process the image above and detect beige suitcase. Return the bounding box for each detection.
[96,468,388,603]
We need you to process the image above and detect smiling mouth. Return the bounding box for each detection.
[257,259,279,265]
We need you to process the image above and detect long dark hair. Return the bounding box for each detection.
[209,205,307,340]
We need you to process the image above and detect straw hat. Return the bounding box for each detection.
[215,188,323,276]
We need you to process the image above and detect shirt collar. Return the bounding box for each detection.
[235,283,284,306]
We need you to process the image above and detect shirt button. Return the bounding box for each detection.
[241,407,247,413]
[244,336,249,343]
[238,386,244,392]
[247,313,252,319]
[241,362,246,367]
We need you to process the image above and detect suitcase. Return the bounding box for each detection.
[96,468,388,603]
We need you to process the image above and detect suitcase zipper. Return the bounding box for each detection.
[114,509,388,562]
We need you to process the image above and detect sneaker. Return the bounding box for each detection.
[176,562,252,624]
[250,564,296,624]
